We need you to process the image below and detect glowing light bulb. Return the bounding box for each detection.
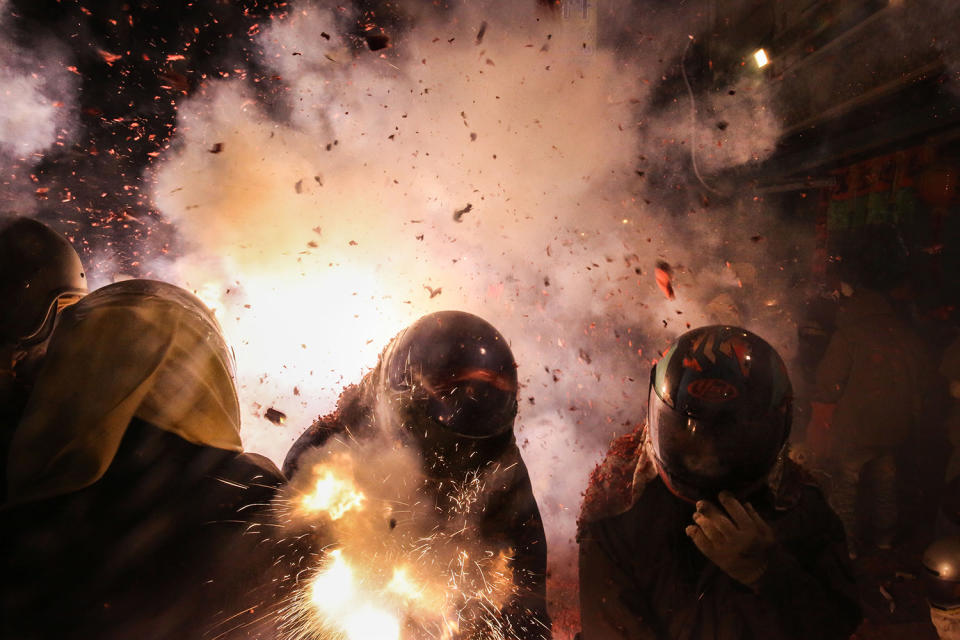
[753,48,769,68]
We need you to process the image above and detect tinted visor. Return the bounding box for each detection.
[924,574,960,611]
[648,381,778,501]
[421,367,517,439]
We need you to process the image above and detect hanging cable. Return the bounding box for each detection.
[681,36,724,196]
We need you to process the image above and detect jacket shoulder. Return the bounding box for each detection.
[578,425,655,527]
[282,384,368,477]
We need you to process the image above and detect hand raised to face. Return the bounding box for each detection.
[686,491,775,588]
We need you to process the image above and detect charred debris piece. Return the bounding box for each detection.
[265,407,287,425]
[364,32,390,52]
[453,203,473,222]
[475,22,488,45]
[654,260,676,300]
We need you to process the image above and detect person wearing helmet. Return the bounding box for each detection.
[577,325,860,640]
[807,248,928,556]
[923,536,960,640]
[283,310,550,638]
[1,280,312,640]
[0,217,88,499]
[924,537,960,639]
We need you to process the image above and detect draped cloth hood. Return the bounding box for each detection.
[7,279,242,504]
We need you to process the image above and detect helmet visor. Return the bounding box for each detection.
[925,575,960,611]
[420,367,517,439]
[648,382,779,501]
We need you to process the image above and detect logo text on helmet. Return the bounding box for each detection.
[686,378,739,402]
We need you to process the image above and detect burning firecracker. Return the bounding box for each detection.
[277,439,518,640]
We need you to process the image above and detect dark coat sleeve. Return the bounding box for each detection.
[753,486,862,640]
[282,416,348,478]
[578,520,660,640]
[1,424,319,640]
[283,385,367,479]
[480,446,552,639]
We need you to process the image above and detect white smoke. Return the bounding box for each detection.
[0,1,76,211]
[149,1,792,633]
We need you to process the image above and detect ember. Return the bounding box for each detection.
[654,260,676,300]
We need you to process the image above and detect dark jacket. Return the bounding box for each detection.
[578,429,861,640]
[284,384,551,639]
[813,289,926,453]
[2,419,312,640]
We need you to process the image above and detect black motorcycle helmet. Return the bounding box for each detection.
[648,325,792,503]
[0,217,87,498]
[376,311,518,474]
[380,310,518,438]
[923,537,960,610]
[0,217,87,347]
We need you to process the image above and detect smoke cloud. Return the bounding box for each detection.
[148,1,795,633]
[0,0,76,213]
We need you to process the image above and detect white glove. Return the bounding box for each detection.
[686,491,775,587]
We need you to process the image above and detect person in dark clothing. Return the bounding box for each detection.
[284,310,551,639]
[578,325,861,640]
[0,217,87,500]
[807,286,927,554]
[1,279,314,640]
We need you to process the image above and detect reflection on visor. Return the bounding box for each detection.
[925,574,960,611]
[421,367,517,395]
[648,385,776,501]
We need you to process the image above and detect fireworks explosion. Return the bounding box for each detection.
[277,434,529,640]
[1,0,824,634]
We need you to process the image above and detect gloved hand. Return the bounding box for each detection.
[686,491,775,588]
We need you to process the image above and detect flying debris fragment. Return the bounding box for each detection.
[265,407,287,425]
[97,49,122,65]
[654,261,676,300]
[159,70,190,93]
[476,22,488,45]
[423,285,442,298]
[453,203,473,222]
[208,142,224,154]
[364,32,390,52]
